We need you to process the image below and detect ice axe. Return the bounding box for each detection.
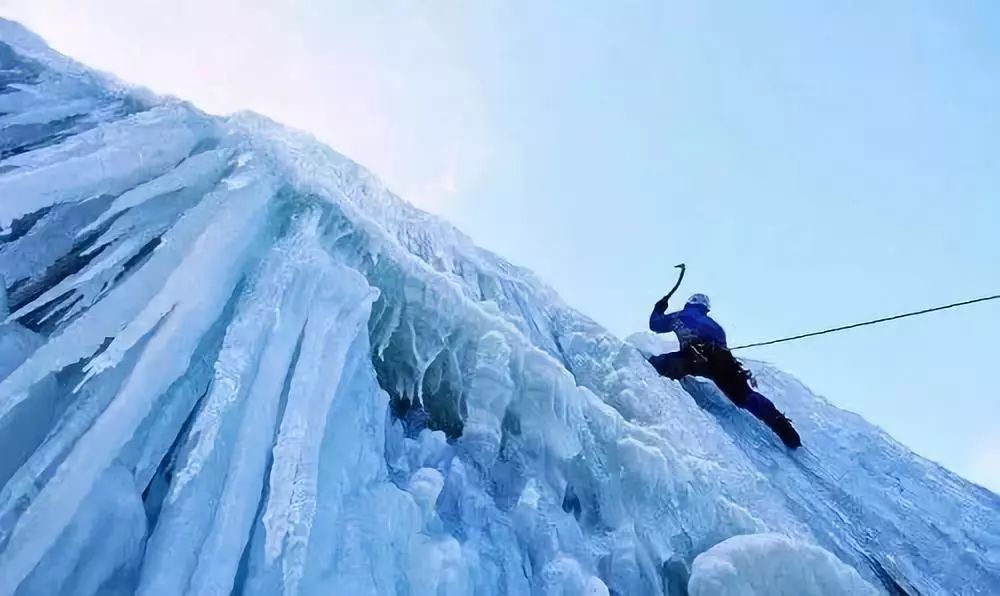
[664,263,686,302]
[653,263,686,313]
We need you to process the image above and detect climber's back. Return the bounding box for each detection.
[649,293,728,349]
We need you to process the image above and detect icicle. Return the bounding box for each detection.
[0,166,276,593]
[0,104,212,230]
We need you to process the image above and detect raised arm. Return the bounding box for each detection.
[649,297,678,333]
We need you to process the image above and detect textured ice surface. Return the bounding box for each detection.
[0,18,998,596]
[688,533,879,596]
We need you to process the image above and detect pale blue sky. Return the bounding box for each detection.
[447,2,1000,491]
[8,1,999,490]
[448,2,1000,490]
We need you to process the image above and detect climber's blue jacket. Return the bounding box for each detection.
[649,302,728,349]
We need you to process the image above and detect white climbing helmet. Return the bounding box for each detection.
[686,293,711,310]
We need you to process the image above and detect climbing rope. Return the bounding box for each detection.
[730,293,1000,351]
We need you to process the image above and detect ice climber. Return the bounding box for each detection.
[647,293,801,448]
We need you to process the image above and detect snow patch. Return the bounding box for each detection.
[625,330,679,358]
[688,533,880,596]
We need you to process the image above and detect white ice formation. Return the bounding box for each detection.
[688,533,880,596]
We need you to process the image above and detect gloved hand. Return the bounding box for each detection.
[653,295,670,313]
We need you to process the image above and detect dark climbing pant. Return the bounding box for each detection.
[649,343,784,426]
